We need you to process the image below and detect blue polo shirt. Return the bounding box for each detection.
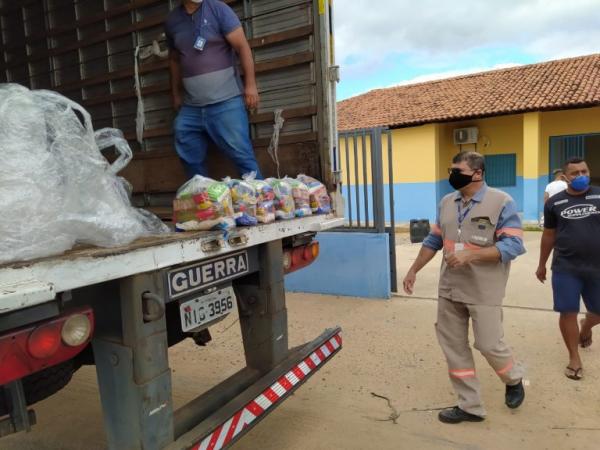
[165,0,244,106]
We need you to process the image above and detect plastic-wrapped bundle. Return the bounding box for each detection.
[173,176,236,231]
[226,176,258,227]
[297,174,332,214]
[246,175,275,224]
[285,177,312,218]
[266,178,295,220]
[0,84,168,265]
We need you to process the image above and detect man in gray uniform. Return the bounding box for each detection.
[403,151,526,423]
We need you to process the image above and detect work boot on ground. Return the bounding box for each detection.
[505,380,525,409]
[438,406,485,424]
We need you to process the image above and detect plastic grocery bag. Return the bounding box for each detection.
[297,174,332,214]
[266,178,295,220]
[226,176,259,227]
[0,84,168,265]
[284,177,312,218]
[246,173,275,224]
[173,175,236,231]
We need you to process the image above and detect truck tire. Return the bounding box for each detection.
[0,360,79,417]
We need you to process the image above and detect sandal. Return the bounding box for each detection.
[580,319,593,348]
[565,366,583,380]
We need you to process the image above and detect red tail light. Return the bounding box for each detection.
[28,323,62,359]
[0,308,94,385]
[284,242,320,274]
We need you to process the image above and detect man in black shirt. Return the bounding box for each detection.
[537,157,600,381]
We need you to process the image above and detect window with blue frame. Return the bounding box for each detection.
[484,154,517,187]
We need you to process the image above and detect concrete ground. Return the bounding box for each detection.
[4,232,600,450]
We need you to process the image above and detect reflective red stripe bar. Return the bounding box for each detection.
[293,367,306,381]
[246,400,264,416]
[222,411,243,446]
[278,375,293,390]
[325,340,335,354]
[193,332,342,450]
[206,424,224,450]
[315,348,326,361]
[263,387,280,403]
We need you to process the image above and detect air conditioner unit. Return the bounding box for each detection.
[453,127,479,145]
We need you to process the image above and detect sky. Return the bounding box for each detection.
[334,0,600,100]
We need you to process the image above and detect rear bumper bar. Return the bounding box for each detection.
[169,327,342,450]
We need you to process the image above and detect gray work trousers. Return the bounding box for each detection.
[436,297,524,417]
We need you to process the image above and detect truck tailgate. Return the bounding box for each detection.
[0,215,342,314]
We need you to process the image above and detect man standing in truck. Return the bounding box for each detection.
[403,151,526,424]
[165,0,263,178]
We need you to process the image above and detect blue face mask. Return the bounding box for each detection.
[570,175,590,192]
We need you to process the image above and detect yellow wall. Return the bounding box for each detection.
[339,124,439,184]
[338,106,600,186]
[390,124,439,183]
[523,112,542,178]
[339,133,373,184]
[540,106,600,174]
[438,114,524,180]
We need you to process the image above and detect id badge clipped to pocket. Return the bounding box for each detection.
[194,36,206,51]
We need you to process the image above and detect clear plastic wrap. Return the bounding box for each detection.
[226,176,258,227]
[0,84,169,265]
[246,174,276,224]
[284,177,312,218]
[297,174,332,214]
[173,175,236,231]
[266,178,295,220]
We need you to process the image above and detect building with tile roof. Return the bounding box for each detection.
[337,54,600,223]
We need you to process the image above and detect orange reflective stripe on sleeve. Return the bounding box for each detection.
[496,228,524,238]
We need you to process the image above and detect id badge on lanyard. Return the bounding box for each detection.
[194,36,206,51]
[193,5,206,51]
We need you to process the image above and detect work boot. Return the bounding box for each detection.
[438,406,485,424]
[505,380,525,409]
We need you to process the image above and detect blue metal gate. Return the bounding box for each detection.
[338,127,397,292]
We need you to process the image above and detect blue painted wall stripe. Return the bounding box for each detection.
[343,178,529,223]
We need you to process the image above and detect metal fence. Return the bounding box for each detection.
[338,127,398,292]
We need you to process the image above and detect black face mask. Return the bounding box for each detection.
[449,170,474,190]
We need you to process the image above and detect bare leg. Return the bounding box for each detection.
[579,312,600,348]
[559,313,582,370]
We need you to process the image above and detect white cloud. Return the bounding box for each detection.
[342,63,523,99]
[335,0,600,76]
[387,63,522,86]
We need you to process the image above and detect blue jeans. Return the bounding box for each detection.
[174,95,262,179]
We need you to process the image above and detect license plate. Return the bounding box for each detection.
[179,287,236,332]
